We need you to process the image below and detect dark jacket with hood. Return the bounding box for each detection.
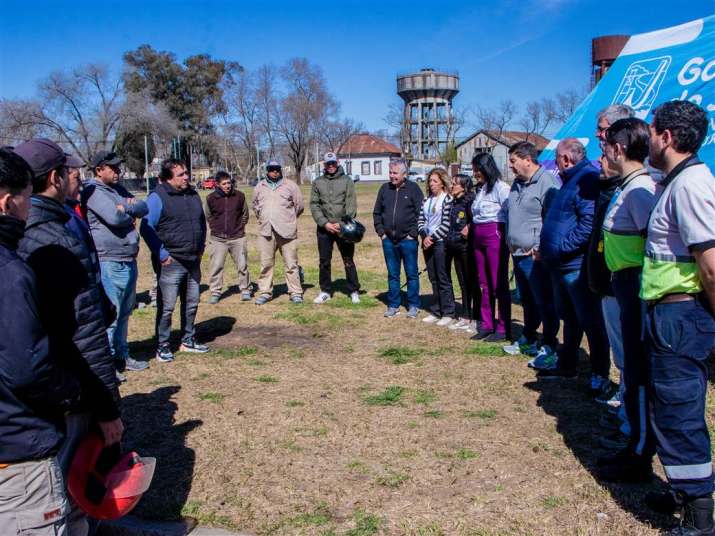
[0,215,81,463]
[310,166,357,227]
[372,179,424,242]
[206,185,249,239]
[17,195,120,422]
[586,175,622,297]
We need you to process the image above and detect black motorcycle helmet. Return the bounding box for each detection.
[339,216,365,243]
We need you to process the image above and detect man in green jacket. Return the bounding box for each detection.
[310,152,360,304]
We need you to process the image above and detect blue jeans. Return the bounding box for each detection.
[602,295,630,436]
[100,260,138,361]
[550,268,610,377]
[156,258,201,346]
[512,255,558,347]
[382,237,419,309]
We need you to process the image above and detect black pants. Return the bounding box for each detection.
[424,240,455,317]
[445,240,475,320]
[317,226,360,294]
[612,268,656,459]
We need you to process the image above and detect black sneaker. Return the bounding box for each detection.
[537,367,578,380]
[179,338,209,353]
[471,328,494,341]
[156,344,174,363]
[645,490,684,515]
[485,331,507,342]
[664,496,715,536]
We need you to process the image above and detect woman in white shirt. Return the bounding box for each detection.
[471,153,511,340]
[417,168,455,326]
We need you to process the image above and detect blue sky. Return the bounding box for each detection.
[1,0,713,133]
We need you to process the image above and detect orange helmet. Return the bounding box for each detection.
[67,432,156,520]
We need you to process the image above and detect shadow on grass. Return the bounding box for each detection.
[128,315,236,360]
[122,386,202,521]
[524,357,672,531]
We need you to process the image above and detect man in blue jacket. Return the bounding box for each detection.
[140,158,208,363]
[0,148,81,534]
[538,138,610,388]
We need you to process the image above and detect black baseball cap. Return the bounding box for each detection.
[90,150,123,169]
[13,138,71,177]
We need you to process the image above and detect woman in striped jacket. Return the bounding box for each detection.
[418,168,455,326]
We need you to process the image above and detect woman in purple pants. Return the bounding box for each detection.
[470,153,511,341]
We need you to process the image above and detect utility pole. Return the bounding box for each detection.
[143,135,150,194]
[256,145,260,181]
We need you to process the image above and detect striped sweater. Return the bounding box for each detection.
[418,194,453,241]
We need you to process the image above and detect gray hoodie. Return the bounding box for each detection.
[82,179,148,262]
[505,166,560,256]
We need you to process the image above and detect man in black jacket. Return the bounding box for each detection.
[0,148,81,534]
[372,158,424,318]
[13,139,123,444]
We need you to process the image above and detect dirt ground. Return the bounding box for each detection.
[120,181,715,535]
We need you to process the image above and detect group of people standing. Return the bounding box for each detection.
[373,100,714,536]
[0,98,713,534]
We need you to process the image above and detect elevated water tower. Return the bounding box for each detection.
[592,35,630,85]
[397,68,459,161]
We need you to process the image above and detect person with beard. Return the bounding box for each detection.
[0,148,81,536]
[252,160,304,304]
[206,171,251,304]
[310,152,360,304]
[639,101,715,535]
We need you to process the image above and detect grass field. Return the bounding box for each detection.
[120,181,715,535]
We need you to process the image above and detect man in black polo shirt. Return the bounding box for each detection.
[141,159,208,362]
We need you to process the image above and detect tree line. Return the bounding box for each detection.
[0,45,358,182]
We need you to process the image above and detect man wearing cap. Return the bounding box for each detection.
[0,148,82,536]
[252,160,304,304]
[206,170,251,304]
[310,152,360,304]
[12,138,124,450]
[140,158,208,363]
[82,150,148,374]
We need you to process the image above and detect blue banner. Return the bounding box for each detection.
[541,15,715,169]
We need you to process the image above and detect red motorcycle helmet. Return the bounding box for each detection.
[67,432,156,520]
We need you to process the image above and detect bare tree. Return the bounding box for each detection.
[473,99,518,146]
[320,117,363,154]
[276,58,338,183]
[554,89,586,124]
[35,63,123,164]
[255,64,279,157]
[519,97,557,140]
[221,66,263,178]
[0,99,46,144]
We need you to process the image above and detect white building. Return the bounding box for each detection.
[456,130,549,182]
[311,133,402,182]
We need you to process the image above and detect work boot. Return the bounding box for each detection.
[645,489,684,515]
[665,496,715,535]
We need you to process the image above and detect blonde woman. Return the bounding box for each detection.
[418,168,455,326]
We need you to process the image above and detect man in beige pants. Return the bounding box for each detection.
[206,171,251,304]
[252,160,304,304]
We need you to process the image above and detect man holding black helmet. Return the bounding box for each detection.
[310,152,360,304]
[252,160,304,304]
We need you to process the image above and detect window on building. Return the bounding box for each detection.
[374,161,382,176]
[345,161,352,175]
[361,161,370,175]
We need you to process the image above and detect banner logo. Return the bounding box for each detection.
[612,56,672,118]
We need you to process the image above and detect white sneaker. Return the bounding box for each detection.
[313,292,331,304]
[436,317,454,327]
[350,291,360,304]
[422,314,439,324]
[448,318,467,330]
